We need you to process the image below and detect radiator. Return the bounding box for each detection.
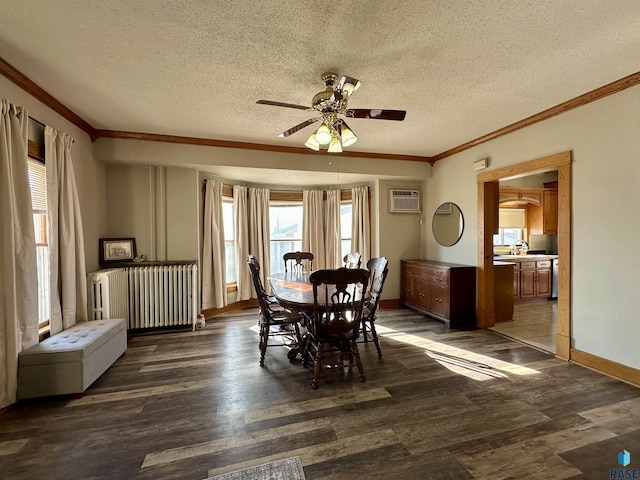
[88,269,129,321]
[127,264,198,329]
[88,263,198,330]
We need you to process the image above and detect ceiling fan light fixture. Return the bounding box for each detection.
[328,135,343,153]
[315,124,332,145]
[340,124,358,147]
[304,133,320,151]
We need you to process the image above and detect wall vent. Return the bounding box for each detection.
[389,188,421,213]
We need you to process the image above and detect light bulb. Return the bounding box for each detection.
[315,124,332,145]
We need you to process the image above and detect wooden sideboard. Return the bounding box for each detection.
[400,260,476,329]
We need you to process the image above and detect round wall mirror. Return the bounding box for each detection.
[432,202,464,246]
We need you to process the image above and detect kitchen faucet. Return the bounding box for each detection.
[510,239,529,255]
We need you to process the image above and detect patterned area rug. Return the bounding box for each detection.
[206,457,305,480]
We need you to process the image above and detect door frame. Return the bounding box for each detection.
[476,151,572,359]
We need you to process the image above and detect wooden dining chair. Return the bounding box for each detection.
[361,257,389,359]
[283,251,314,273]
[247,255,302,365]
[343,252,362,269]
[304,267,370,389]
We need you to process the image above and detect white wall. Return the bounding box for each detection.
[425,84,640,369]
[0,76,107,272]
[105,164,200,262]
[375,179,425,299]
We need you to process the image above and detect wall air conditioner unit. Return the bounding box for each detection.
[389,188,421,213]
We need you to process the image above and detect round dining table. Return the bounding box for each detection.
[268,271,365,314]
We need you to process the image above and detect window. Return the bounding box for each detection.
[493,228,523,246]
[269,202,303,274]
[27,159,50,327]
[340,201,353,260]
[222,200,236,283]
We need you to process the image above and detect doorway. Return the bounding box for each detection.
[476,151,571,359]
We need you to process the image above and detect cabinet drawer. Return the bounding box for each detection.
[536,260,551,268]
[403,264,425,277]
[520,261,536,269]
[423,267,450,284]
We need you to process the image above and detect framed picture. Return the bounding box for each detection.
[99,238,136,265]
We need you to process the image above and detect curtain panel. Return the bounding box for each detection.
[45,126,88,335]
[233,185,251,301]
[352,186,370,266]
[302,190,326,269]
[0,98,38,408]
[248,187,271,292]
[324,190,342,268]
[202,179,226,309]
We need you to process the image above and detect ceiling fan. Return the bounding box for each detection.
[256,72,406,152]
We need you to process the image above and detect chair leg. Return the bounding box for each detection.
[312,342,324,389]
[351,340,366,382]
[361,319,369,342]
[259,323,269,366]
[369,320,383,359]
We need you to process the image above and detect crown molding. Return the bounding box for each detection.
[432,71,640,162]
[93,129,433,163]
[2,56,639,164]
[0,56,97,139]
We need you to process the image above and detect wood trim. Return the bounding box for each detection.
[94,129,433,163]
[379,299,399,309]
[477,151,571,183]
[201,299,258,319]
[571,348,640,387]
[477,151,571,360]
[3,56,638,164]
[28,140,44,161]
[433,71,640,162]
[0,56,96,139]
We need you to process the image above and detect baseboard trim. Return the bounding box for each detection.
[570,348,640,388]
[201,299,258,319]
[379,299,400,309]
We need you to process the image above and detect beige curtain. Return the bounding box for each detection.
[234,185,252,301]
[202,179,226,309]
[0,98,38,408]
[248,187,271,291]
[302,190,326,269]
[352,186,370,266]
[45,126,87,335]
[324,190,342,268]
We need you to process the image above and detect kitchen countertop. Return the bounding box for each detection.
[494,254,558,261]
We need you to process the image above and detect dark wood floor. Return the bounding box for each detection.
[1,308,639,480]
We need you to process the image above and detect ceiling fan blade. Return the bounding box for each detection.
[345,109,406,121]
[256,100,309,111]
[277,118,320,138]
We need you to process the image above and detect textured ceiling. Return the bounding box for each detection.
[1,0,639,159]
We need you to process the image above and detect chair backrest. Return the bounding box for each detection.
[364,257,389,319]
[247,255,272,313]
[283,251,314,273]
[309,268,370,337]
[343,252,362,269]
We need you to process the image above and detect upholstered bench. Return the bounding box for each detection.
[17,318,127,399]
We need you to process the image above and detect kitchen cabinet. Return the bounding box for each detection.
[495,256,554,302]
[499,187,542,205]
[542,190,558,234]
[499,186,558,235]
[400,260,476,329]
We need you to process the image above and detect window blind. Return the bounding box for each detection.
[28,159,47,213]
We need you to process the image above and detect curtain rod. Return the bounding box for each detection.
[28,115,45,127]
